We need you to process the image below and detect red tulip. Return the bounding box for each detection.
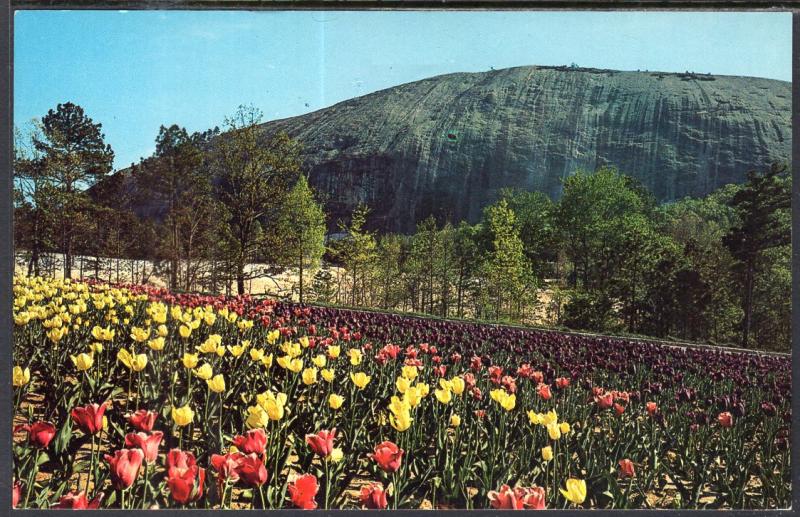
[718,411,733,428]
[305,428,336,458]
[232,428,267,456]
[470,355,482,371]
[288,474,319,509]
[369,441,404,473]
[501,375,517,393]
[127,409,157,432]
[434,364,446,376]
[463,372,476,389]
[488,484,546,510]
[475,409,487,419]
[555,377,570,389]
[489,366,503,384]
[210,452,244,484]
[614,403,626,416]
[595,392,614,409]
[531,371,544,384]
[124,431,163,464]
[166,448,197,470]
[167,460,206,504]
[104,448,144,489]
[238,453,269,487]
[645,401,658,416]
[71,402,108,436]
[619,459,636,478]
[52,491,104,509]
[359,482,388,509]
[12,481,21,508]
[471,387,483,400]
[22,421,57,449]
[537,383,552,400]
[517,363,533,378]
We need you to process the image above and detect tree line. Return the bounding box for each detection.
[13,102,791,350]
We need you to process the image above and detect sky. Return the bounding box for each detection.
[14,10,793,170]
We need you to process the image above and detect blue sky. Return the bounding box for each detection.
[14,10,792,170]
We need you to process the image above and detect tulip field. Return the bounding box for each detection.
[11,275,791,509]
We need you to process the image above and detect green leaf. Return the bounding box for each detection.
[52,420,73,456]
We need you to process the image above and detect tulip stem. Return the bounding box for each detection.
[23,462,38,508]
[324,458,331,509]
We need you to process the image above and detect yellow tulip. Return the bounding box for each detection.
[396,376,411,394]
[118,349,147,372]
[434,388,453,404]
[194,363,213,380]
[172,405,194,427]
[547,423,562,440]
[302,367,318,385]
[542,410,558,426]
[13,366,30,387]
[246,405,270,429]
[328,394,344,409]
[418,382,430,397]
[90,342,104,354]
[207,374,226,393]
[327,345,341,359]
[390,410,412,432]
[559,422,571,434]
[71,353,94,371]
[321,368,335,382]
[404,388,422,407]
[450,377,465,395]
[148,337,165,351]
[130,326,150,343]
[299,336,309,348]
[401,365,418,380]
[450,414,461,427]
[389,396,411,415]
[266,329,280,345]
[528,411,544,426]
[227,344,247,357]
[178,325,192,339]
[350,372,371,389]
[542,446,553,462]
[348,348,362,366]
[250,348,265,362]
[560,479,587,505]
[261,354,273,368]
[156,324,168,337]
[312,354,327,368]
[182,353,199,369]
[329,447,343,463]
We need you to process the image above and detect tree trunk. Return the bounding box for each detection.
[236,259,246,296]
[64,238,73,279]
[742,259,756,348]
[298,251,304,304]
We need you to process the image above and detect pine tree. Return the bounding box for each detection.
[723,163,791,347]
[33,103,114,278]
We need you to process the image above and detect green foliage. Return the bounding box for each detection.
[272,175,327,303]
[213,105,302,294]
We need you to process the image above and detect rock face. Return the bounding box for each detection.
[259,65,790,233]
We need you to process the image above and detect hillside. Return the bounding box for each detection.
[121,65,793,233]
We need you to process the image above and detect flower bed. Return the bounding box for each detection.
[11,275,791,509]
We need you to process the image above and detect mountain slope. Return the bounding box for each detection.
[257,65,790,233]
